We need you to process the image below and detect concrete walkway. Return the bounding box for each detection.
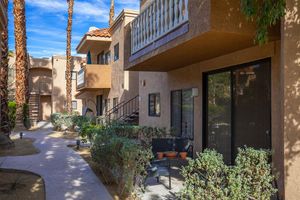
[0,122,112,200]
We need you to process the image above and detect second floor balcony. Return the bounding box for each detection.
[125,0,280,71]
[77,64,112,91]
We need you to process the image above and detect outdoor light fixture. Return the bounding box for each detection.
[19,132,23,139]
[76,139,80,150]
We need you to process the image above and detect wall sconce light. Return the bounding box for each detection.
[142,80,146,87]
[20,132,23,139]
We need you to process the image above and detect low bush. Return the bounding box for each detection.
[50,113,93,131]
[180,148,277,200]
[91,134,152,198]
[8,101,16,129]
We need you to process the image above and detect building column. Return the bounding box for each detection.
[282,0,300,199]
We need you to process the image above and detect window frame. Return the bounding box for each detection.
[202,58,272,164]
[72,100,78,110]
[114,43,119,61]
[148,93,161,117]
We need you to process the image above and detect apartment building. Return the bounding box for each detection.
[75,10,139,122]
[122,0,299,199]
[28,56,82,124]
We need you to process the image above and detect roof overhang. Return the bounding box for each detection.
[76,35,112,54]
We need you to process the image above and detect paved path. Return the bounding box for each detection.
[0,122,112,200]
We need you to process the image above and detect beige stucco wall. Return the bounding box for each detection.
[282,0,300,199]
[139,41,284,196]
[52,56,82,114]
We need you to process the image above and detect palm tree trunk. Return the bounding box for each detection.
[66,0,74,114]
[13,0,29,130]
[0,0,14,149]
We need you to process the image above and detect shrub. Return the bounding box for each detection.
[50,113,91,131]
[91,127,153,198]
[50,113,61,130]
[180,148,277,200]
[8,101,16,129]
[180,150,229,200]
[80,123,103,143]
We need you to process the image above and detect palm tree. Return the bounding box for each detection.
[13,0,29,129]
[66,0,74,114]
[109,0,114,26]
[0,0,14,149]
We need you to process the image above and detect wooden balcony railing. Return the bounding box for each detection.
[131,0,189,54]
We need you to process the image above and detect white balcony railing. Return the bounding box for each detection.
[131,0,189,54]
[77,68,85,87]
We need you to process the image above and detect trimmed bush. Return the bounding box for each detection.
[50,113,92,131]
[180,148,277,200]
[91,134,152,198]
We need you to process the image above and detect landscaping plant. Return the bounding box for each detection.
[91,133,152,198]
[8,101,16,129]
[180,148,277,200]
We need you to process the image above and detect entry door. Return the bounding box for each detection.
[204,59,271,164]
[96,95,103,116]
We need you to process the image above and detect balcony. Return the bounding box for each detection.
[125,0,280,71]
[77,64,112,91]
[131,0,189,54]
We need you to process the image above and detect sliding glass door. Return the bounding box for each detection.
[171,89,194,140]
[204,59,271,164]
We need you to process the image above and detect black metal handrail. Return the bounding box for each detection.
[105,95,139,124]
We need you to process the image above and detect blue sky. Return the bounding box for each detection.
[8,0,139,58]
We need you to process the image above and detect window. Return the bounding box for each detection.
[171,89,194,139]
[204,59,271,164]
[114,43,119,61]
[87,51,92,64]
[97,51,105,64]
[105,51,111,64]
[71,71,77,80]
[96,95,103,116]
[149,93,160,117]
[72,101,77,110]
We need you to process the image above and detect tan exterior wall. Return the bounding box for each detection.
[282,0,300,199]
[139,41,284,196]
[28,68,52,94]
[52,56,82,114]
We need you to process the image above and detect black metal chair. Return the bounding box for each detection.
[146,158,172,189]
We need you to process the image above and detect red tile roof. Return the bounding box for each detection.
[86,28,111,38]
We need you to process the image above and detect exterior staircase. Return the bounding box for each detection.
[103,95,139,125]
[29,92,40,126]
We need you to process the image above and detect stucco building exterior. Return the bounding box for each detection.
[75,10,139,122]
[122,0,299,199]
[28,56,82,124]
[76,0,299,199]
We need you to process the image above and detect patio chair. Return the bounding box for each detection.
[146,158,171,189]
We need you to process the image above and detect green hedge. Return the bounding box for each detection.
[8,101,16,129]
[50,113,94,131]
[180,148,277,200]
